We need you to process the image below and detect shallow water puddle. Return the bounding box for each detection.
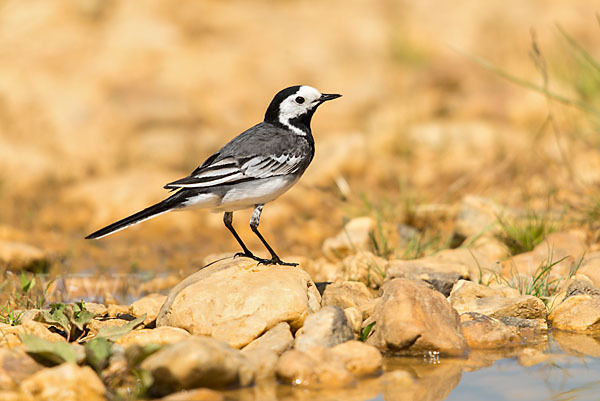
[224,333,600,401]
[445,355,600,401]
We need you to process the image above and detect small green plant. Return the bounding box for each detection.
[4,272,53,310]
[370,211,395,259]
[19,333,78,366]
[0,306,23,326]
[364,257,386,289]
[497,213,554,255]
[359,321,376,342]
[37,301,95,341]
[401,231,455,260]
[85,337,113,373]
[20,317,157,399]
[582,194,600,225]
[21,271,35,293]
[520,255,567,299]
[499,248,584,306]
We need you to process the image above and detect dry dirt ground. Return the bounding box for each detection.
[0,0,599,279]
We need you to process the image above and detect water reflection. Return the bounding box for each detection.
[224,331,600,401]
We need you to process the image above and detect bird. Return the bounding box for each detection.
[85,85,341,266]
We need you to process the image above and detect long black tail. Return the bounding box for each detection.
[85,194,184,240]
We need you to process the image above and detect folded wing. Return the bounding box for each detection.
[164,153,302,189]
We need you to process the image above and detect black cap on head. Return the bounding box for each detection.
[264,85,303,123]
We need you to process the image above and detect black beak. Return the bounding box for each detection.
[318,93,342,103]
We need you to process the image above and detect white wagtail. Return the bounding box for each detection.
[86,85,341,266]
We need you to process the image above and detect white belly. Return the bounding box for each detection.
[215,175,298,212]
[180,175,298,213]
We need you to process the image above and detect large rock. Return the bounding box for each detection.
[365,279,468,356]
[156,258,321,348]
[141,336,253,397]
[322,217,374,261]
[294,306,355,351]
[20,363,106,401]
[385,259,469,296]
[548,295,600,332]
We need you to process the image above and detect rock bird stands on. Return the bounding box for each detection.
[86,85,341,266]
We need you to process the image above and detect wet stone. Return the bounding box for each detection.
[499,317,548,344]
[330,340,383,376]
[548,295,600,332]
[275,347,354,388]
[460,312,520,349]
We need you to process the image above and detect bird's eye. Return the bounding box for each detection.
[295,96,305,104]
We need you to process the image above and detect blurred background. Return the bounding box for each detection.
[0,0,599,288]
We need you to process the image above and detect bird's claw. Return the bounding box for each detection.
[234,252,297,266]
[234,252,271,265]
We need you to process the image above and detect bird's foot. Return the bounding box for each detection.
[268,257,298,267]
[234,252,271,265]
[234,252,297,266]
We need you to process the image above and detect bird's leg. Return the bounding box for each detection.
[223,212,269,264]
[249,205,298,266]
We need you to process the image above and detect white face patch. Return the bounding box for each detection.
[278,85,322,135]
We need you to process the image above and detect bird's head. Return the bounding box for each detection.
[264,85,341,134]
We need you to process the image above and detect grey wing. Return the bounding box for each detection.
[163,153,304,189]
